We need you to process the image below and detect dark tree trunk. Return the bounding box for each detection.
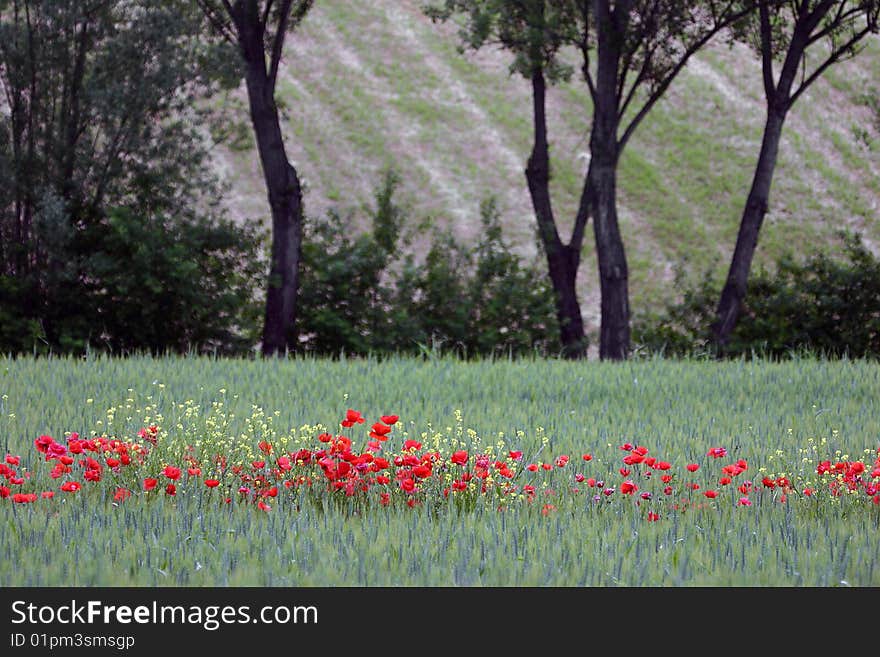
[591,3,630,361]
[711,107,787,351]
[525,69,588,359]
[590,157,629,361]
[239,35,303,357]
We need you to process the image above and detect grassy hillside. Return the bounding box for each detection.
[212,1,880,338]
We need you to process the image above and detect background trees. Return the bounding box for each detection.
[0,1,878,359]
[0,0,262,354]
[711,0,880,352]
[427,0,758,360]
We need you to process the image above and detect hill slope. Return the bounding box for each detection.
[211,1,880,338]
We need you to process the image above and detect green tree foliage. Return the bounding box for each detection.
[297,171,560,358]
[635,232,880,359]
[0,0,262,355]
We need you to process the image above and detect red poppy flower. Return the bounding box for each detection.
[623,453,644,465]
[257,501,271,511]
[106,457,120,469]
[707,447,728,459]
[619,468,631,477]
[620,480,638,495]
[41,491,54,499]
[265,486,279,498]
[113,487,131,502]
[656,462,671,471]
[686,463,699,472]
[575,473,585,483]
[663,486,673,495]
[555,455,569,468]
[0,486,9,498]
[400,478,415,493]
[143,478,158,491]
[258,440,273,454]
[803,487,813,496]
[403,439,422,451]
[165,483,176,496]
[34,435,54,453]
[703,489,718,499]
[509,450,523,460]
[380,415,399,425]
[541,504,556,515]
[582,453,593,462]
[526,463,538,472]
[83,469,101,482]
[12,493,36,503]
[661,474,673,483]
[451,450,468,466]
[646,512,660,522]
[738,496,751,506]
[251,460,265,469]
[413,465,431,479]
[205,479,220,488]
[719,476,732,486]
[341,409,365,427]
[5,455,20,466]
[163,465,181,480]
[60,481,81,493]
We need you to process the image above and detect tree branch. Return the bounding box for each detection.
[268,0,293,91]
[196,0,237,44]
[789,24,875,106]
[760,0,776,102]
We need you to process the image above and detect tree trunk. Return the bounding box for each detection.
[243,60,304,357]
[525,69,587,359]
[590,158,629,361]
[591,3,630,361]
[712,107,787,352]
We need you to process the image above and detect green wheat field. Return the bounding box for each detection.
[1,354,878,587]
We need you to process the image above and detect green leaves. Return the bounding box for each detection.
[297,170,559,358]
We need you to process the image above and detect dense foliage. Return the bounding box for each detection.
[298,171,560,358]
[635,232,880,359]
[0,0,258,356]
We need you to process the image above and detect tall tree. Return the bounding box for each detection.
[198,0,313,356]
[0,0,254,353]
[711,0,880,352]
[427,0,757,360]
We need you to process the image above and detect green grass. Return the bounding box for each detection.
[1,354,878,587]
